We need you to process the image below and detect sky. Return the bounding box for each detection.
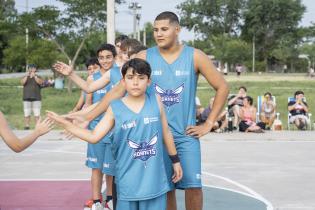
[15,0,315,41]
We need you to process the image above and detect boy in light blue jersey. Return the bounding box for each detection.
[71,12,229,210]
[48,58,183,210]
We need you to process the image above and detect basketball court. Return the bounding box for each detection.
[1,130,315,210]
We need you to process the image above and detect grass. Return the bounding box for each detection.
[1,73,314,129]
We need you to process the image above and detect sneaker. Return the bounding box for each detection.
[104,200,113,210]
[84,195,103,208]
[84,199,94,208]
[91,202,104,210]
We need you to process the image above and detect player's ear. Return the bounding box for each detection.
[175,24,181,35]
[147,78,151,86]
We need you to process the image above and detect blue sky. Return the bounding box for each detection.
[15,0,315,41]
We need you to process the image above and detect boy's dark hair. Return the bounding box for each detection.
[115,35,129,45]
[244,96,253,105]
[97,43,117,58]
[264,92,272,97]
[128,45,147,57]
[121,58,151,79]
[155,11,179,25]
[85,57,100,69]
[120,38,142,52]
[239,86,247,92]
[28,64,37,69]
[294,90,304,97]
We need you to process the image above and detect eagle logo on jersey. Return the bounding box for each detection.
[154,83,184,108]
[128,134,158,167]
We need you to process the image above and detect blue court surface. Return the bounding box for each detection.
[1,130,315,210]
[176,186,268,210]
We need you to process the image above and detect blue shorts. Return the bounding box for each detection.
[117,194,166,210]
[165,135,202,190]
[102,140,115,176]
[85,121,112,170]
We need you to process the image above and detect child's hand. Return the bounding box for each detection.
[46,111,69,125]
[172,162,183,183]
[64,113,90,129]
[53,61,73,76]
[34,117,54,136]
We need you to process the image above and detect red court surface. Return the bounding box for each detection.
[0,181,90,210]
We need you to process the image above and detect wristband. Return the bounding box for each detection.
[169,154,180,164]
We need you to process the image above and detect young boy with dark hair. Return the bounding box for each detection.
[48,58,182,210]
[115,35,129,67]
[55,44,118,210]
[71,58,100,113]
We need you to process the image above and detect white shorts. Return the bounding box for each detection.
[23,101,41,117]
[289,114,309,124]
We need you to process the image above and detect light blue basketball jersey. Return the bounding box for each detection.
[146,45,197,140]
[110,66,122,87]
[90,71,112,123]
[110,93,170,201]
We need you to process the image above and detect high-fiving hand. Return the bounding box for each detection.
[53,61,73,76]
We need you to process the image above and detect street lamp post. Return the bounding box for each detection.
[107,0,115,45]
[128,2,142,39]
[25,0,29,72]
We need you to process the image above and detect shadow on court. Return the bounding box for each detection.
[177,186,267,210]
[0,181,266,210]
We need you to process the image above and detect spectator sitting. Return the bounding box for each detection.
[239,96,265,133]
[197,97,228,132]
[228,86,247,129]
[288,90,309,130]
[260,92,276,129]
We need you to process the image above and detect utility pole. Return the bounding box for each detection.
[128,2,142,39]
[25,0,29,72]
[107,0,115,45]
[252,34,255,72]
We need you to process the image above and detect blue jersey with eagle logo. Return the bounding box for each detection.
[110,92,170,201]
[146,45,197,140]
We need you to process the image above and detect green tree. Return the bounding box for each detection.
[241,0,305,71]
[3,36,65,71]
[0,0,17,68]
[178,0,246,38]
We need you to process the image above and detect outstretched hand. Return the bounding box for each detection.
[34,117,54,136]
[63,113,90,129]
[46,111,70,125]
[53,61,73,76]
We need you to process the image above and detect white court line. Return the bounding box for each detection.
[1,148,274,210]
[203,171,274,210]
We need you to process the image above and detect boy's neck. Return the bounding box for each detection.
[159,41,182,55]
[126,94,146,102]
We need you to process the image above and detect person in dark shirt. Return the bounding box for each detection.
[20,64,43,130]
[288,90,309,130]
